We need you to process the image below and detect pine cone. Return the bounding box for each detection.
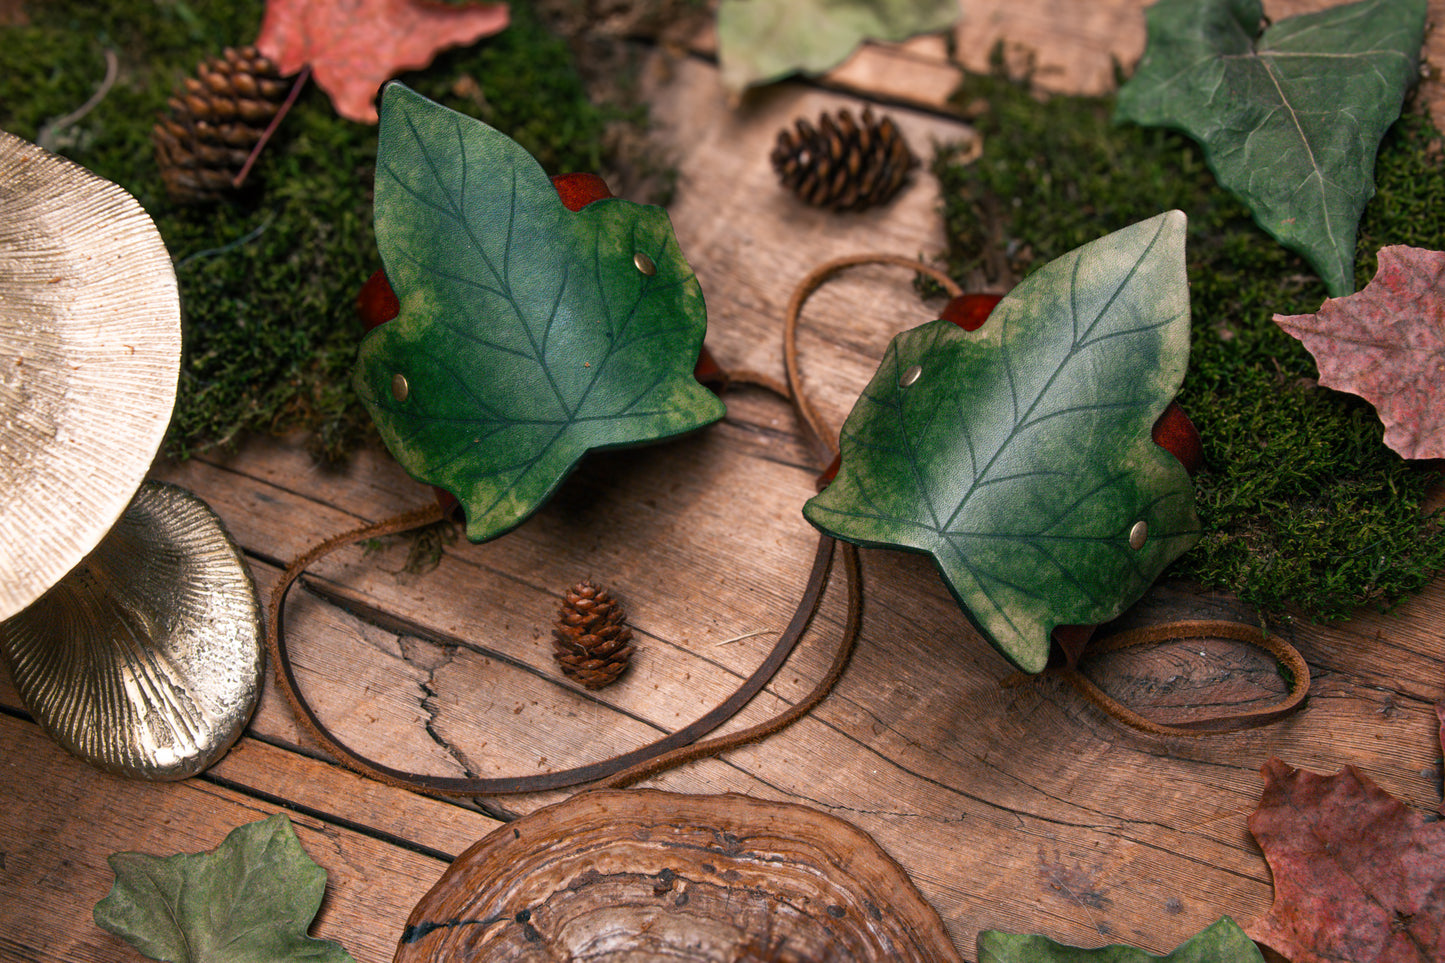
[553,581,635,689]
[153,46,289,204]
[770,106,917,212]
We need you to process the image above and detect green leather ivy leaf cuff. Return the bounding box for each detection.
[356,83,726,543]
[803,212,1200,674]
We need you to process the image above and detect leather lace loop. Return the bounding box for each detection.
[266,372,860,797]
[1057,619,1310,737]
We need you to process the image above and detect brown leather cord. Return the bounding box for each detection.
[580,262,923,792]
[265,368,861,796]
[1055,619,1311,737]
[722,368,793,401]
[267,509,844,794]
[595,539,862,790]
[783,254,962,463]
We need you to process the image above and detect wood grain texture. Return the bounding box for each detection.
[3,32,1444,963]
[0,712,456,963]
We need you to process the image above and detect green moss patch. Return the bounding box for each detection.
[933,66,1445,621]
[1,0,622,460]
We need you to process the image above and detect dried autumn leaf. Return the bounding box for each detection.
[716,0,958,92]
[1247,757,1445,963]
[93,814,355,963]
[978,917,1264,962]
[255,0,508,123]
[1274,245,1445,460]
[1115,0,1426,297]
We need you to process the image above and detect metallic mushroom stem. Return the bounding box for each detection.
[1,482,262,779]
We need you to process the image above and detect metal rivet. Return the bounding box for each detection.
[899,364,922,388]
[1128,520,1148,550]
[391,373,409,402]
[633,251,656,276]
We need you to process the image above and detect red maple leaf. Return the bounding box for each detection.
[1274,245,1445,460]
[256,0,509,123]
[1246,757,1445,963]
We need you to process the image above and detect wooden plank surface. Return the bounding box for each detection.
[4,26,1445,963]
[0,711,497,963]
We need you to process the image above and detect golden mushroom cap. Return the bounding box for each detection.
[0,129,181,620]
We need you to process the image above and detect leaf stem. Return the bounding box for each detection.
[233,65,311,190]
[37,47,118,152]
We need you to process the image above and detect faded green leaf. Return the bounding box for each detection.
[979,917,1264,962]
[1115,0,1425,297]
[358,83,725,542]
[93,814,355,963]
[716,0,958,92]
[802,212,1199,673]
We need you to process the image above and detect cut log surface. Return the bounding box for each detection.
[5,19,1445,963]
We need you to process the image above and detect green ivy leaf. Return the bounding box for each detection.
[1115,0,1425,298]
[979,917,1264,962]
[716,0,958,92]
[93,814,355,963]
[802,212,1199,673]
[357,83,725,542]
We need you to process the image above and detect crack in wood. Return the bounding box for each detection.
[411,640,481,780]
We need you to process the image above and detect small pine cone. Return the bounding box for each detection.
[153,46,289,204]
[553,581,635,689]
[770,106,917,212]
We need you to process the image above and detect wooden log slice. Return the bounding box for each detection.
[394,789,965,962]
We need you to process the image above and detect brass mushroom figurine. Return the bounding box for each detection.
[0,129,262,780]
[396,789,965,962]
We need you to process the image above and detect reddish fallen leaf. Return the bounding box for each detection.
[0,0,28,26]
[256,0,508,123]
[1274,246,1445,460]
[1246,757,1445,963]
[1438,702,1445,816]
